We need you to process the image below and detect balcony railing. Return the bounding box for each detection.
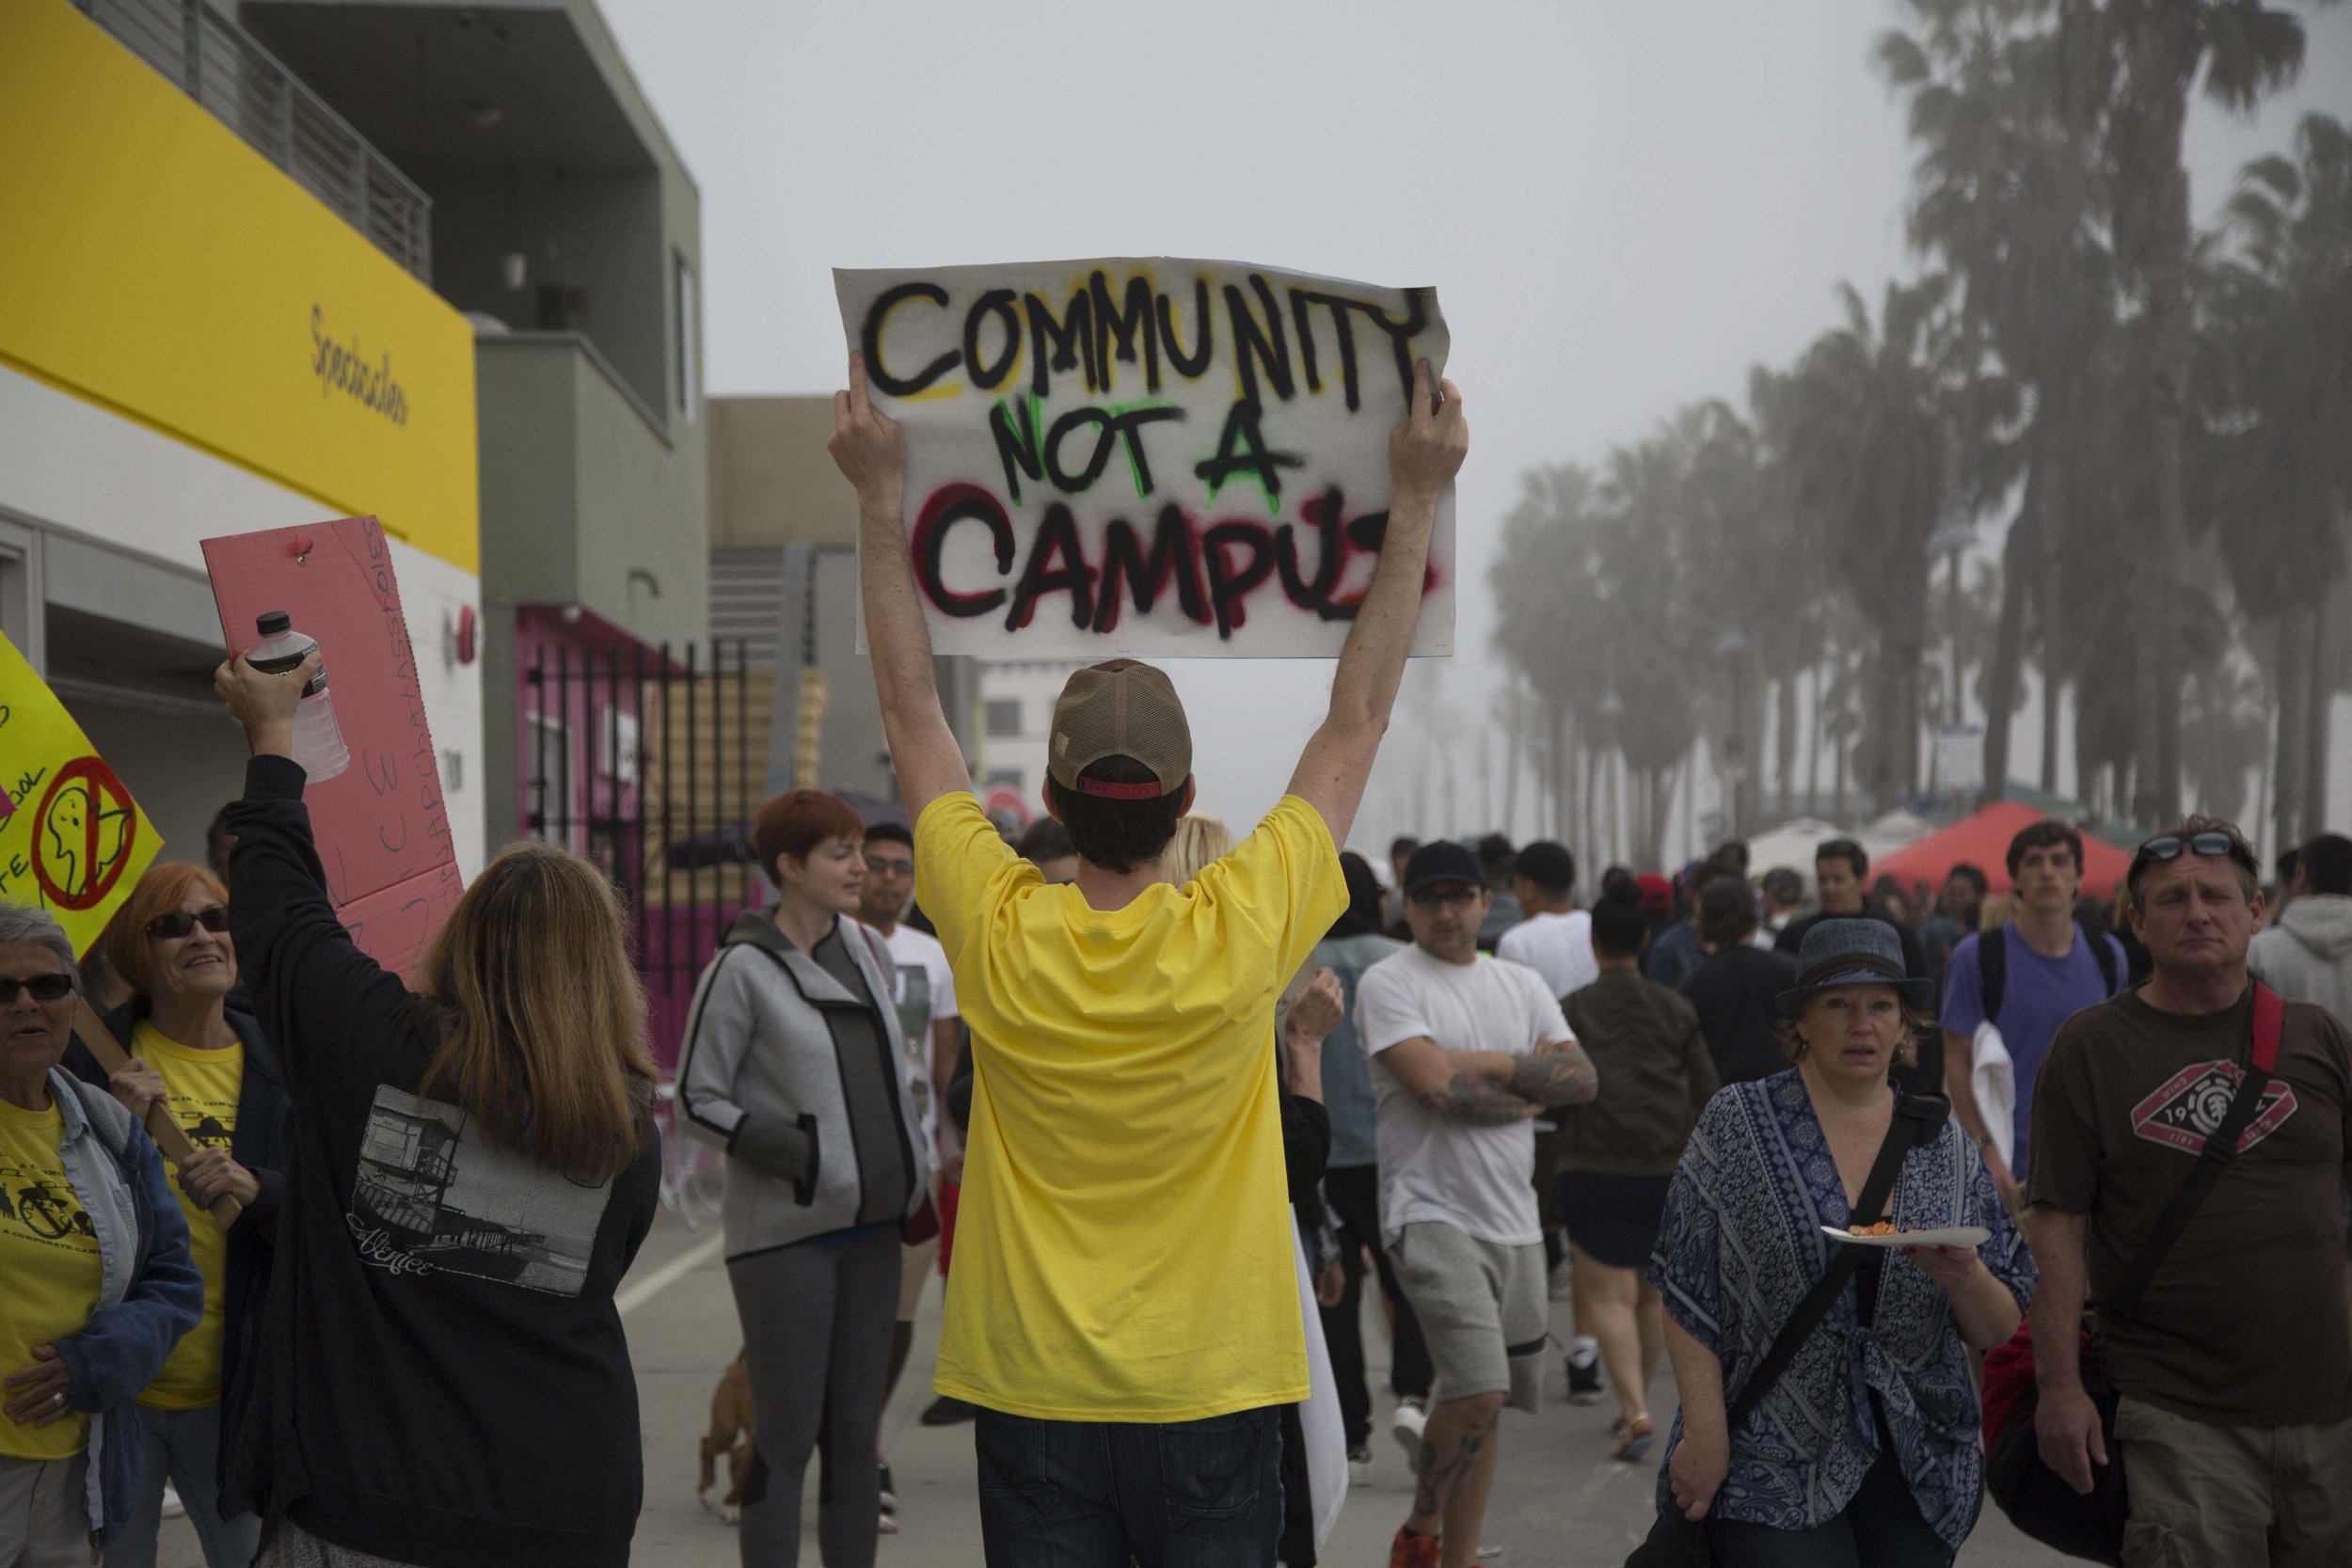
[77,0,432,281]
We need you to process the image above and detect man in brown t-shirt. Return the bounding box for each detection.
[2026,816,2352,1567]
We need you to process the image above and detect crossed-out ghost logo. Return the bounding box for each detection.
[2130,1059,2297,1155]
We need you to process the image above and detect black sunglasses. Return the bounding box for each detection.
[0,974,74,1004]
[146,906,230,941]
[2136,832,2243,867]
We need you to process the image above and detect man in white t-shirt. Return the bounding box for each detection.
[857,818,960,1529]
[1497,840,1596,1001]
[1359,841,1597,1568]
[1496,838,1601,1386]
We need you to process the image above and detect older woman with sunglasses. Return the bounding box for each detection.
[1,899,202,1566]
[62,863,287,1568]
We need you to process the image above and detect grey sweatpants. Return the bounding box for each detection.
[728,1227,899,1568]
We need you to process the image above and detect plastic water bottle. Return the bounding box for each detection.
[244,610,350,782]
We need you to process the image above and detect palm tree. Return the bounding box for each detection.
[1491,464,1608,840]
[1880,0,2113,802]
[1774,276,1986,807]
[2070,0,2325,827]
[2201,113,2352,845]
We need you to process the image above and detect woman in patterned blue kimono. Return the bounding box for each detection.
[1649,920,2034,1566]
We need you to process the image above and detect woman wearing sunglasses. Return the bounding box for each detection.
[0,899,203,1566]
[61,863,287,1568]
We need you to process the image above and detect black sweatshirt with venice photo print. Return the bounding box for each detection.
[221,755,660,1568]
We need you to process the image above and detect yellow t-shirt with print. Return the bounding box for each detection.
[915,790,1343,1421]
[0,1093,101,1458]
[131,1023,241,1410]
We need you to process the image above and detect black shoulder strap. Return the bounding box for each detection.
[1725,1095,1926,1431]
[2082,922,2119,997]
[2107,987,2280,1319]
[1979,925,2007,1025]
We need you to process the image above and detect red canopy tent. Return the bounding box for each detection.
[1871,800,2134,900]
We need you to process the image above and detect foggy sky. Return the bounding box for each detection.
[601,0,2352,855]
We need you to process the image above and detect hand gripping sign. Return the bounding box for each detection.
[834,258,1454,657]
[201,516,463,985]
[0,634,238,1221]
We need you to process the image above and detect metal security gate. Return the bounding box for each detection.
[523,638,771,1066]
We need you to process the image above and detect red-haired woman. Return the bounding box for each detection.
[679,788,930,1568]
[66,862,285,1568]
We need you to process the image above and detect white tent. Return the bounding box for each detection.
[1743,817,1848,891]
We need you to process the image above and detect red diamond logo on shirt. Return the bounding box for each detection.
[2129,1060,2296,1155]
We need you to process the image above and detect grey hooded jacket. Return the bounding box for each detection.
[677,910,931,1257]
[2249,894,2352,1024]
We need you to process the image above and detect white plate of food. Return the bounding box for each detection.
[1820,1224,1992,1249]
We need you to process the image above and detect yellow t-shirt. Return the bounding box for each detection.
[0,1093,101,1457]
[916,790,1343,1420]
[130,1023,241,1410]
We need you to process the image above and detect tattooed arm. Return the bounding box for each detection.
[1507,1040,1599,1106]
[1376,1037,1542,1125]
[1423,1071,1544,1125]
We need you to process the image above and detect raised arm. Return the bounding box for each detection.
[832,352,974,817]
[1285,360,1467,844]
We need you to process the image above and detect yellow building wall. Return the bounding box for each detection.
[0,0,479,573]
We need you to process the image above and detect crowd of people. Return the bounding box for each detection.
[3,351,2346,1568]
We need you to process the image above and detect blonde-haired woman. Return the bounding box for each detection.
[1650,921,2032,1564]
[215,653,660,1568]
[1164,814,1233,886]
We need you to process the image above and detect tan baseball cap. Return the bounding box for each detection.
[1047,660,1192,799]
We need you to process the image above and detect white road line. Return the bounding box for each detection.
[617,1234,726,1316]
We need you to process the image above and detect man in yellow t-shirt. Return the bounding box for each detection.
[829,348,1468,1565]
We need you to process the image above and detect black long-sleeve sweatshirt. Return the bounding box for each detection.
[223,756,660,1568]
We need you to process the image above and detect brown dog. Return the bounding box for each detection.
[697,1354,756,1525]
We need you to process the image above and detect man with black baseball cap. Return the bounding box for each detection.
[1358,841,1599,1568]
[831,349,1468,1567]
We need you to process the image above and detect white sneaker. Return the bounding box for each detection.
[1548,1255,1573,1301]
[1565,1338,1604,1405]
[1391,1399,1428,1468]
[159,1483,185,1520]
[1347,1445,1375,1487]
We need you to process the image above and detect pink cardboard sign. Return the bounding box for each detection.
[201,516,462,981]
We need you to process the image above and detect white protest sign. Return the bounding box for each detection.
[834,258,1453,657]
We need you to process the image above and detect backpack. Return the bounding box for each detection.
[1979,920,2120,1026]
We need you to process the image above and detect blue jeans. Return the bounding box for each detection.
[974,1405,1281,1568]
[109,1403,262,1568]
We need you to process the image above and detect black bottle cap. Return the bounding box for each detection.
[257,610,292,637]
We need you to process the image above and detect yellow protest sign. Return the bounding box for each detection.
[0,631,161,956]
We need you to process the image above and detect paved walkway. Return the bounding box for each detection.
[154,1207,2066,1565]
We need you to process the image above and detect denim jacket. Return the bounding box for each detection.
[45,1069,205,1543]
